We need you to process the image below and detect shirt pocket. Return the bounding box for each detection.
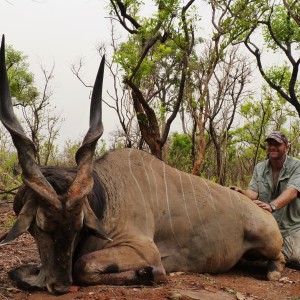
[278,177,289,192]
[256,178,271,201]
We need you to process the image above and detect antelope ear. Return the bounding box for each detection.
[82,199,112,241]
[0,200,37,246]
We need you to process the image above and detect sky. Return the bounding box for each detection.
[0,0,114,148]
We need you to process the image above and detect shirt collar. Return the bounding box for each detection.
[266,155,288,171]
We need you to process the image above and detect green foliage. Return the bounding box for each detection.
[0,150,21,200]
[111,0,199,104]
[1,213,17,229]
[0,45,38,199]
[113,37,153,80]
[262,6,300,51]
[58,139,81,167]
[95,139,107,157]
[265,65,297,96]
[57,138,107,167]
[213,0,266,45]
[5,45,39,106]
[167,132,193,172]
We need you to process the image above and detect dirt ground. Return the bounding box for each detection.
[0,201,300,300]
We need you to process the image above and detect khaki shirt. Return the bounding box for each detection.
[249,155,300,237]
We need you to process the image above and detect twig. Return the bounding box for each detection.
[14,255,22,264]
[0,186,21,195]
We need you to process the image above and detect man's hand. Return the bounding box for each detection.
[253,200,272,212]
[229,186,243,193]
[253,188,297,212]
[229,186,258,200]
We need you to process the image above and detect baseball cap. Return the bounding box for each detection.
[265,131,289,144]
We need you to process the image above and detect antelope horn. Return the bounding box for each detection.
[66,55,105,206]
[0,35,61,210]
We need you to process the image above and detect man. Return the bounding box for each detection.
[231,131,300,268]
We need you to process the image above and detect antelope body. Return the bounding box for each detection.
[0,36,285,295]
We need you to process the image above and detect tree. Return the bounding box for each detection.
[227,84,300,186]
[108,0,197,159]
[207,47,252,184]
[14,63,61,165]
[5,44,38,106]
[283,0,300,28]
[4,44,62,166]
[171,0,253,181]
[182,44,252,182]
[72,25,141,150]
[218,0,300,117]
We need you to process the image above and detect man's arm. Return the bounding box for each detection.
[229,186,258,200]
[254,187,298,213]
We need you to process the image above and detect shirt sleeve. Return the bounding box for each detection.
[248,165,259,192]
[287,162,300,192]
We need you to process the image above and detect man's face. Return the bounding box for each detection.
[266,139,289,160]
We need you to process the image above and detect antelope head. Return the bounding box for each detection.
[0,35,110,294]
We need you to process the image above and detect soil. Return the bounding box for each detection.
[0,201,300,300]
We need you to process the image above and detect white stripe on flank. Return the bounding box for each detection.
[187,174,209,241]
[163,161,182,248]
[150,156,160,211]
[128,149,149,234]
[226,188,238,226]
[141,153,155,211]
[176,169,195,235]
[201,179,223,271]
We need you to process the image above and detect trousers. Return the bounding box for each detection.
[282,229,300,269]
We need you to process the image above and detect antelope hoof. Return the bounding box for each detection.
[267,270,281,281]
